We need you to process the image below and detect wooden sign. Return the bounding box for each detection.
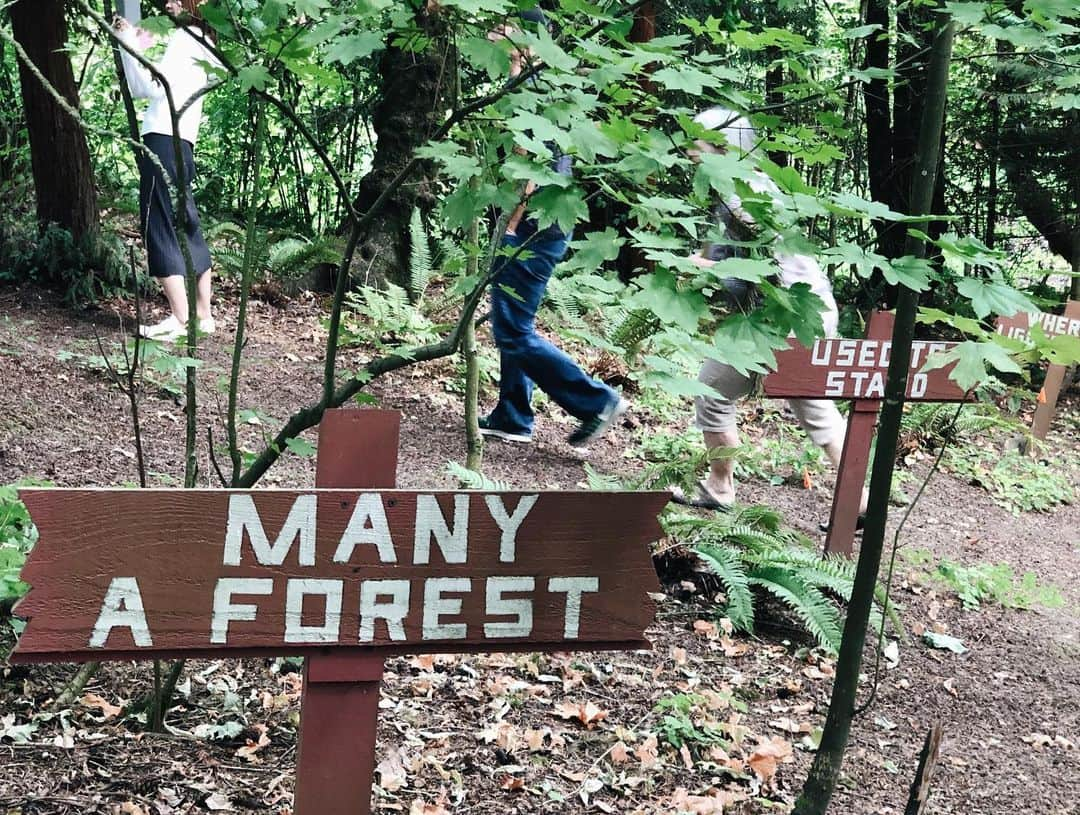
[763,335,966,401]
[12,489,665,663]
[995,300,1080,439]
[762,312,969,555]
[10,410,668,815]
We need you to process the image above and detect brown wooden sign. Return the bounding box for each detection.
[760,312,969,556]
[12,488,666,663]
[995,300,1080,440]
[995,303,1080,342]
[763,335,966,402]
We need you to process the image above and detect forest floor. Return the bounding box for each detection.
[0,284,1078,815]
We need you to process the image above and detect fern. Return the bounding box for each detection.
[609,308,661,352]
[446,461,512,491]
[693,542,754,632]
[749,567,844,654]
[581,463,623,492]
[664,507,900,654]
[408,207,434,304]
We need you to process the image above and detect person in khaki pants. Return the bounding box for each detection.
[672,108,862,518]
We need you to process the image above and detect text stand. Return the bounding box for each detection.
[294,409,400,815]
[824,311,892,556]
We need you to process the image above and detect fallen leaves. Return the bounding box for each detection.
[553,699,608,729]
[747,736,794,781]
[80,693,123,720]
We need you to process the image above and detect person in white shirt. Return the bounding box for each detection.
[115,0,218,342]
[672,107,863,521]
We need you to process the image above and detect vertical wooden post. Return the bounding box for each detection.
[1030,300,1080,440]
[824,312,893,556]
[293,409,400,815]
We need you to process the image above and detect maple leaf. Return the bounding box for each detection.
[609,741,630,764]
[635,734,660,769]
[693,620,718,638]
[80,693,123,720]
[747,736,794,781]
[553,700,608,729]
[235,724,271,762]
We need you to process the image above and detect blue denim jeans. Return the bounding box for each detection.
[487,229,616,435]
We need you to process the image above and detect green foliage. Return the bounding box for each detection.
[946,447,1075,515]
[408,208,434,305]
[900,402,1018,450]
[338,284,441,350]
[0,216,126,304]
[1,483,45,631]
[665,507,901,654]
[206,221,340,286]
[56,338,200,398]
[904,550,1065,611]
[446,462,511,491]
[654,693,733,751]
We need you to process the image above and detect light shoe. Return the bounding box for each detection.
[137,315,216,343]
[137,315,186,342]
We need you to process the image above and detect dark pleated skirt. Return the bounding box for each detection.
[138,132,212,279]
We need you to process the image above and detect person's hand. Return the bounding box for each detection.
[688,251,716,269]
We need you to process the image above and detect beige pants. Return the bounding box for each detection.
[695,358,845,446]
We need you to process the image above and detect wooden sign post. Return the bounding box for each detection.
[11,409,667,815]
[995,300,1080,440]
[763,312,968,556]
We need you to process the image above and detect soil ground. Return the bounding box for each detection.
[1,285,1078,815]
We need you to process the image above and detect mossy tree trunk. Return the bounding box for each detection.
[9,0,100,243]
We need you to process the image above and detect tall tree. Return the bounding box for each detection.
[9,0,99,243]
[345,4,451,289]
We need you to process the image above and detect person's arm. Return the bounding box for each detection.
[116,23,165,101]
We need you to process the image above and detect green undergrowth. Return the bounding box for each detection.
[1,482,45,638]
[902,549,1065,611]
[945,446,1075,515]
[665,506,902,655]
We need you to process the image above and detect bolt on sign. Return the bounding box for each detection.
[763,312,969,556]
[995,300,1080,440]
[12,410,668,815]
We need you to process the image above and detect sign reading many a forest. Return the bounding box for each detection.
[12,489,667,663]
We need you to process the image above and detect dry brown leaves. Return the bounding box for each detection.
[553,699,608,728]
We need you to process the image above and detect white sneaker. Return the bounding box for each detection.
[137,315,186,342]
[198,316,216,335]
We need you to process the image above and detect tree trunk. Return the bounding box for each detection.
[345,6,450,289]
[794,17,956,815]
[9,0,99,242]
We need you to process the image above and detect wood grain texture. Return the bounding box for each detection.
[764,311,966,401]
[12,488,667,662]
[823,311,892,556]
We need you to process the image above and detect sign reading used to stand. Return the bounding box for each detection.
[995,300,1080,440]
[763,335,966,402]
[13,489,665,663]
[763,312,968,556]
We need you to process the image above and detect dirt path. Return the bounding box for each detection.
[1,287,1077,814]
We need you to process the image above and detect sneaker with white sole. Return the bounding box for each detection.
[567,396,629,447]
[198,316,216,335]
[478,415,533,443]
